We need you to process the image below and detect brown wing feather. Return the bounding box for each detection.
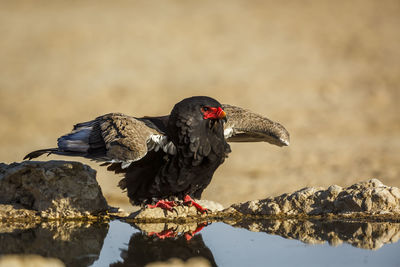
[24,113,166,163]
[95,113,162,162]
[222,104,290,147]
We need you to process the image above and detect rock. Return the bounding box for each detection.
[134,221,208,237]
[231,179,400,216]
[132,205,201,220]
[0,161,108,219]
[0,255,64,267]
[131,200,223,221]
[0,204,39,221]
[196,199,224,211]
[228,219,400,250]
[0,221,108,267]
[146,257,211,267]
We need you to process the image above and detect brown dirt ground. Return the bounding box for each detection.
[1,0,399,212]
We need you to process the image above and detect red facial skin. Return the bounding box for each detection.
[202,106,226,120]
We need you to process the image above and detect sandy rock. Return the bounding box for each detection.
[0,161,108,219]
[196,199,224,211]
[231,179,400,216]
[133,205,200,220]
[131,200,223,220]
[0,254,64,267]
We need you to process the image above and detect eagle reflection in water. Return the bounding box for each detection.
[110,222,217,267]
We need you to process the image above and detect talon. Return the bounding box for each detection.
[171,207,179,215]
[183,195,209,214]
[147,200,177,211]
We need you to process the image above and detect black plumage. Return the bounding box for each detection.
[108,96,231,205]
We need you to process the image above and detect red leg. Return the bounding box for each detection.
[147,200,177,211]
[184,222,208,241]
[183,195,209,214]
[148,229,177,239]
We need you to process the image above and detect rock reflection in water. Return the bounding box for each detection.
[110,222,217,267]
[0,221,108,267]
[229,219,400,250]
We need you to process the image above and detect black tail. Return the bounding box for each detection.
[23,148,59,160]
[24,148,94,161]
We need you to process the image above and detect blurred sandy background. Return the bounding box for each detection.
[1,0,399,211]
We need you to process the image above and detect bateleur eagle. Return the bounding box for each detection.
[24,96,289,212]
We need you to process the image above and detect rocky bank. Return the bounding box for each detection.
[131,178,400,221]
[1,161,399,221]
[229,179,400,216]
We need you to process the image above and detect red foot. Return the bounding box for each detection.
[183,195,209,214]
[148,229,177,239]
[184,222,208,241]
[147,200,177,211]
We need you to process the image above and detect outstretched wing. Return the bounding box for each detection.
[222,104,290,147]
[24,113,175,167]
[24,104,289,165]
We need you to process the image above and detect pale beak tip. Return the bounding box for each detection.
[280,138,290,146]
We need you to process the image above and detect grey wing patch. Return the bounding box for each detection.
[57,126,91,152]
[222,104,290,147]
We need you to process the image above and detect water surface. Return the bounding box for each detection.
[92,220,400,267]
[1,219,399,267]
